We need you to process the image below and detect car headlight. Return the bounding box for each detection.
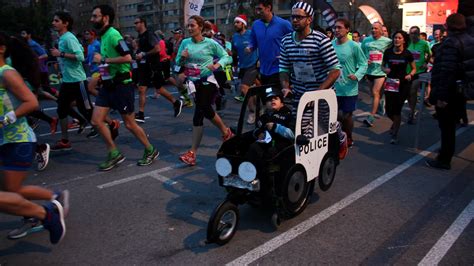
[238,161,257,182]
[215,157,232,177]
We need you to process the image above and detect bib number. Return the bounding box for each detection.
[384,78,400,92]
[293,62,316,83]
[369,51,383,64]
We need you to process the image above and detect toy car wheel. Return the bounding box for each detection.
[319,154,337,191]
[271,212,281,229]
[207,200,239,245]
[281,165,313,217]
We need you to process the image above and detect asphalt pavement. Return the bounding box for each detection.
[0,81,472,265]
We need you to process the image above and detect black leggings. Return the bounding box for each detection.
[193,82,217,126]
[385,81,410,119]
[57,81,92,122]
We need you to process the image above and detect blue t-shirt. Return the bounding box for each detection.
[249,15,293,76]
[86,39,101,75]
[28,40,47,57]
[232,30,258,69]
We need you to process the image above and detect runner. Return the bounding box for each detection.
[352,30,361,44]
[381,30,416,144]
[0,32,69,240]
[361,22,392,127]
[332,18,368,148]
[176,15,234,166]
[84,29,120,140]
[50,11,93,150]
[232,14,260,124]
[247,0,292,87]
[407,26,431,124]
[90,4,158,171]
[0,192,66,244]
[169,28,192,107]
[134,17,183,123]
[279,2,347,160]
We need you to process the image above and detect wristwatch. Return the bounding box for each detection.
[60,52,65,58]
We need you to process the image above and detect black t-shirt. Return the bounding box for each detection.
[138,30,160,66]
[383,48,414,80]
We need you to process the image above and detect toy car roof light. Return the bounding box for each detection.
[238,162,257,182]
[216,158,232,177]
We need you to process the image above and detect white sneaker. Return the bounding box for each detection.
[37,143,50,171]
[247,113,255,124]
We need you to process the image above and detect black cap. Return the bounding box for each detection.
[265,87,283,101]
[171,28,183,34]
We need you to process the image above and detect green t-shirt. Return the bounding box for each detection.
[332,39,368,96]
[100,27,131,79]
[361,36,392,76]
[58,31,86,83]
[407,40,431,74]
[0,65,37,145]
[175,37,232,80]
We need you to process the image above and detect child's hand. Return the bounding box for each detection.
[266,122,274,131]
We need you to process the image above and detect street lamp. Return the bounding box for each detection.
[348,0,356,30]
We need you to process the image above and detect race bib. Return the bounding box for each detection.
[411,51,421,62]
[131,60,138,69]
[184,64,201,78]
[384,78,400,92]
[293,61,316,83]
[369,50,383,64]
[98,64,112,81]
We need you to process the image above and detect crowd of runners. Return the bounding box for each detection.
[0,0,472,246]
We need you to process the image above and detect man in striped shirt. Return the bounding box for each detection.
[280,2,348,159]
[279,3,341,103]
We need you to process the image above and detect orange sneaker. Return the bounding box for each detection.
[339,132,348,160]
[179,150,196,166]
[222,128,234,142]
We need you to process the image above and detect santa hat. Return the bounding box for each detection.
[234,14,248,26]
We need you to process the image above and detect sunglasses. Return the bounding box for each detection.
[134,21,142,25]
[291,15,309,21]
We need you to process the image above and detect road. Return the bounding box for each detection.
[0,82,473,265]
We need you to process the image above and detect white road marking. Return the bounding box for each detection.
[418,200,474,266]
[97,162,199,189]
[226,123,473,266]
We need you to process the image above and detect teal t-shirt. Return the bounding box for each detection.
[0,65,37,145]
[407,40,431,74]
[361,36,392,76]
[175,37,232,80]
[58,31,86,83]
[332,39,368,96]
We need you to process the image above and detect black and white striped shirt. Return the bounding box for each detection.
[279,30,341,101]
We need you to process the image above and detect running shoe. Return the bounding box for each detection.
[363,115,375,127]
[109,119,120,140]
[179,150,196,166]
[407,112,416,125]
[137,146,159,166]
[425,159,451,170]
[222,127,235,142]
[67,122,80,129]
[37,143,50,171]
[42,200,66,244]
[174,100,183,117]
[99,151,125,171]
[86,128,99,139]
[54,190,70,217]
[339,132,348,160]
[77,122,87,134]
[7,218,44,239]
[390,136,398,145]
[183,100,193,108]
[135,113,145,123]
[378,97,386,116]
[50,117,58,135]
[234,95,245,102]
[51,139,72,151]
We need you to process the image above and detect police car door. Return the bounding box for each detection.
[295,90,338,182]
